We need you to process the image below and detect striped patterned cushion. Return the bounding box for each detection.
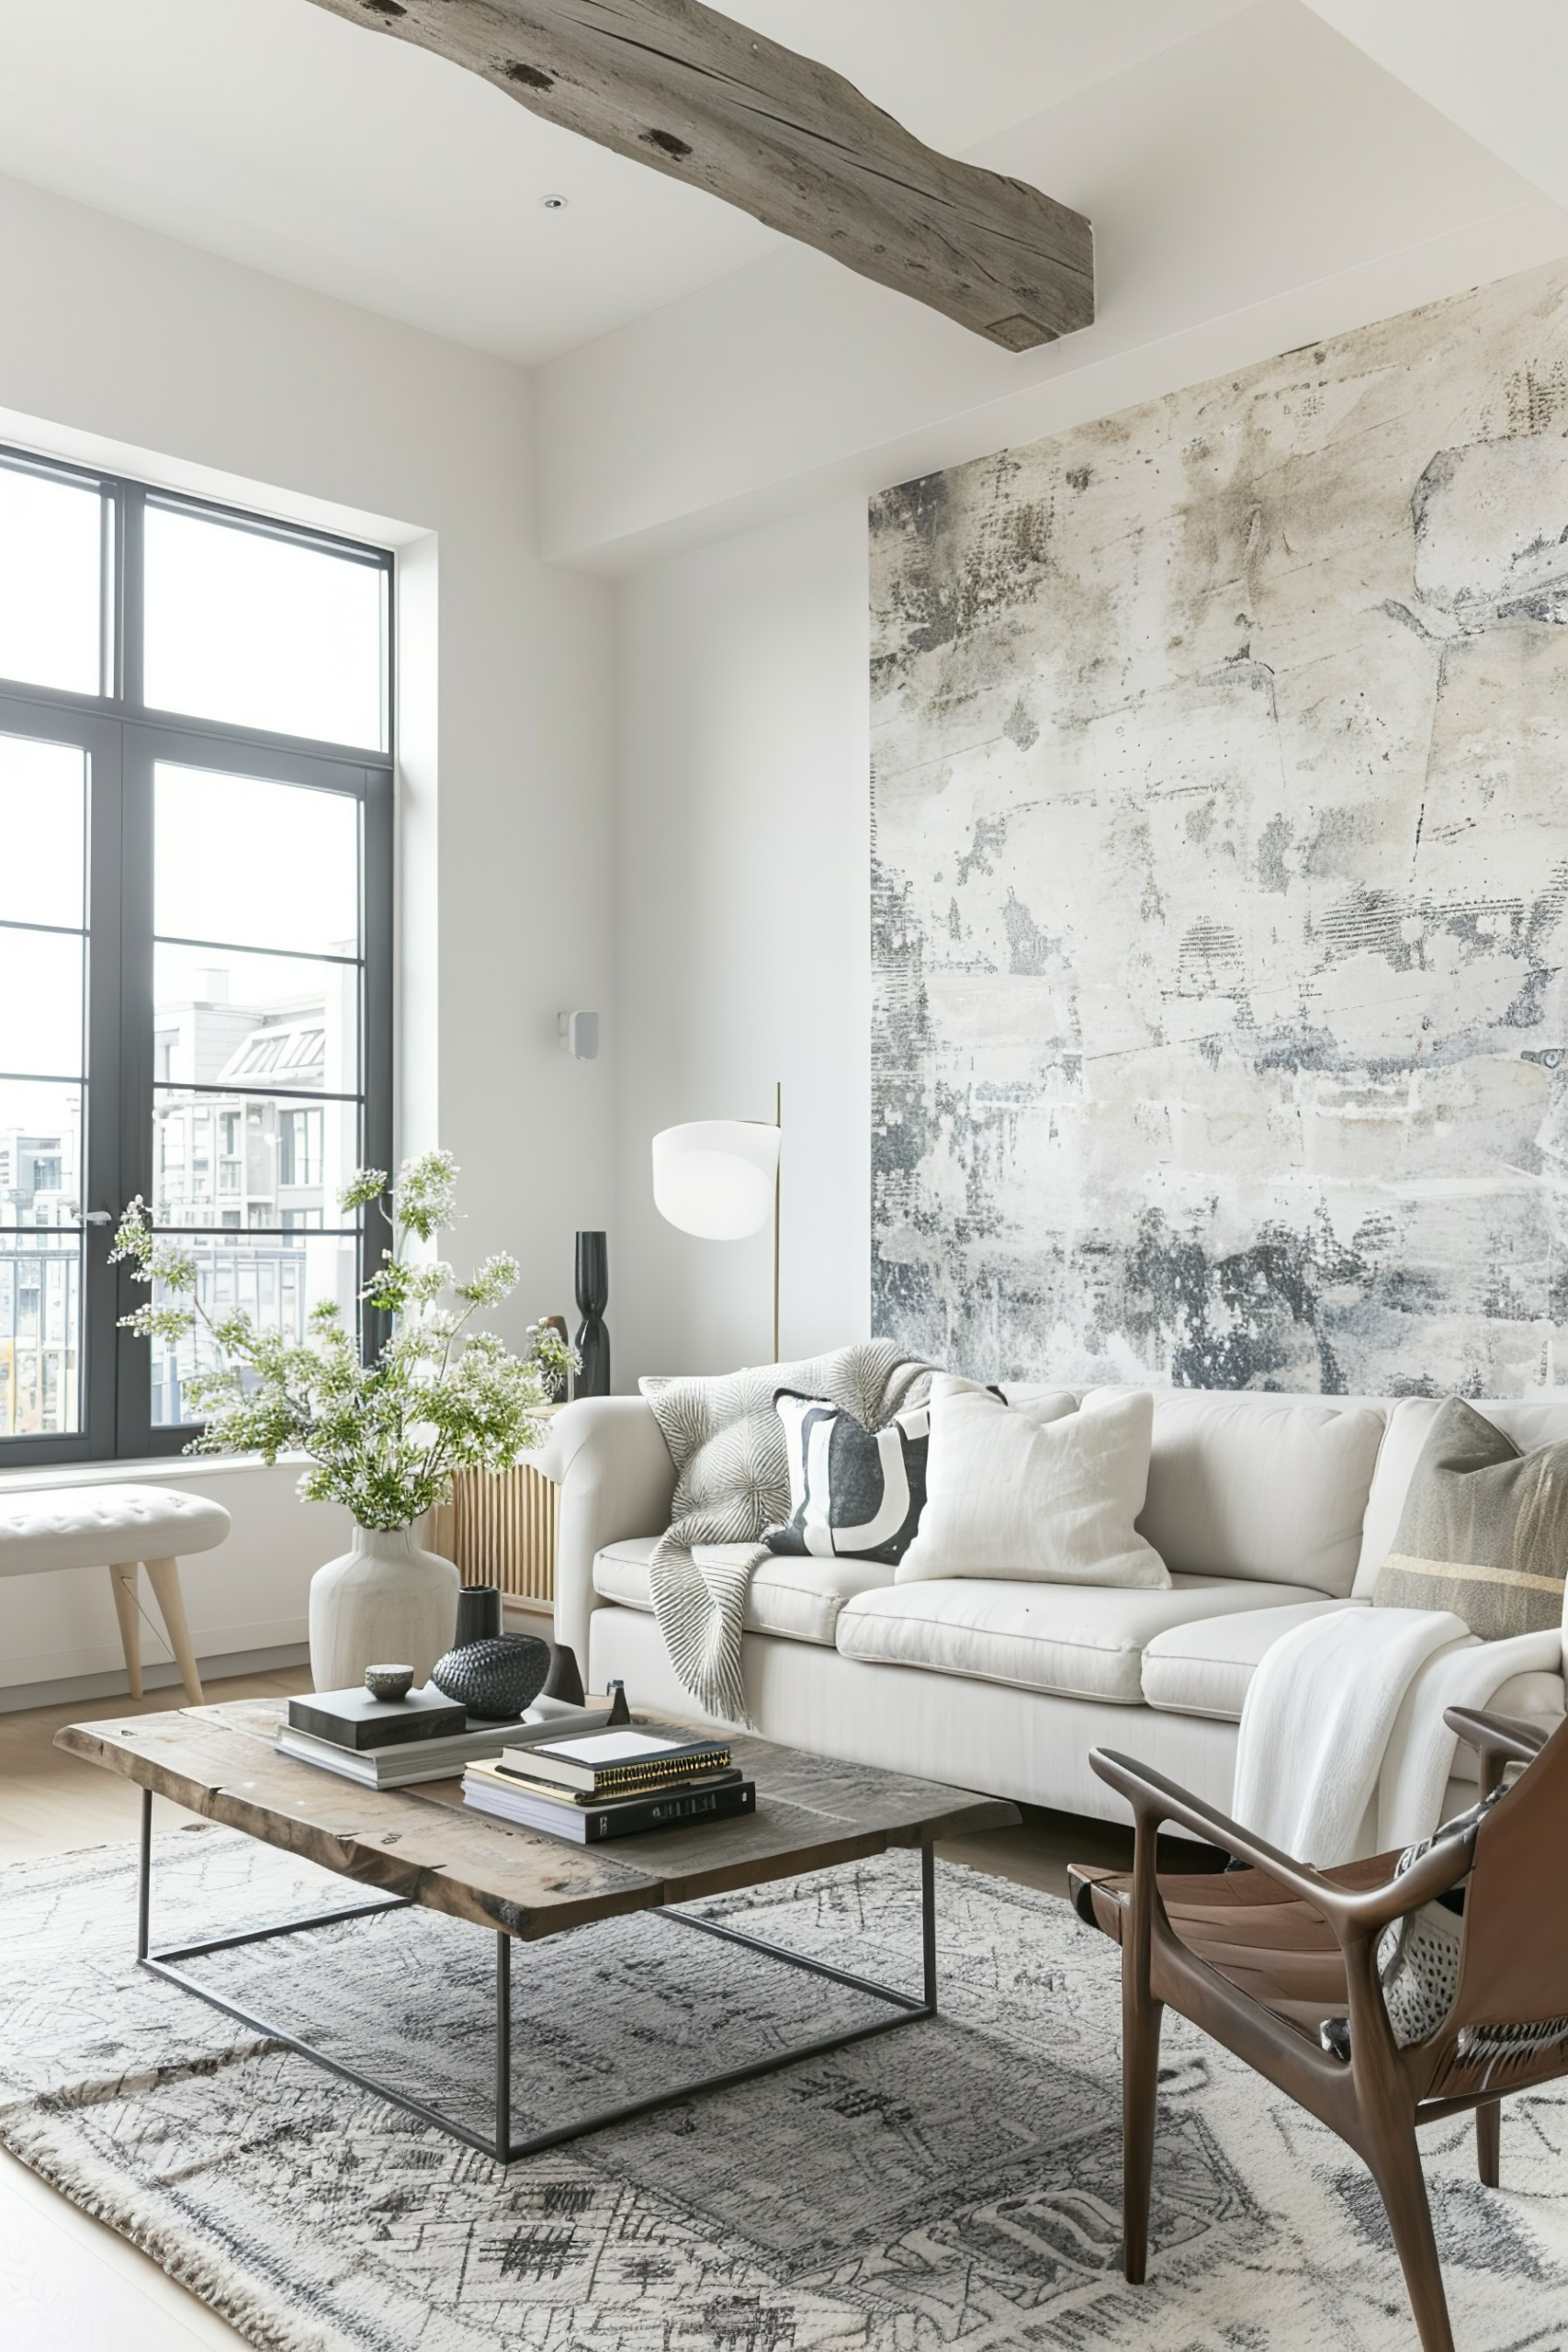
[763,1390,928,1565]
[1372,1396,1568,1639]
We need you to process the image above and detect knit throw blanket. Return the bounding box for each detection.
[641,1341,930,1725]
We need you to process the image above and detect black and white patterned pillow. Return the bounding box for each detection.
[762,1390,929,1565]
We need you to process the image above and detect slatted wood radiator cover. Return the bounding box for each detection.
[429,1458,558,1614]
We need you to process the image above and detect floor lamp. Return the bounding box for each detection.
[652,1085,784,1361]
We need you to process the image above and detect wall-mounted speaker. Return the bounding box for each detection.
[558,1011,599,1061]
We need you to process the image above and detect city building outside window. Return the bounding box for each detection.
[0,444,392,1463]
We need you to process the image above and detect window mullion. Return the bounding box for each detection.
[119,486,145,716]
[79,713,125,1461]
[361,769,394,1370]
[112,731,156,1456]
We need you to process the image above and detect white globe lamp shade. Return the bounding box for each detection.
[651,1120,780,1240]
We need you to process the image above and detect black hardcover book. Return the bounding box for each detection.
[288,1684,467,1751]
[464,1765,757,1842]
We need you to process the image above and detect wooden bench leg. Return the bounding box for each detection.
[107,1562,143,1700]
[144,1557,205,1704]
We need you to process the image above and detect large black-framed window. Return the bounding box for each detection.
[0,443,393,1467]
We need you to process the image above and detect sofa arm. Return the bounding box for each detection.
[535,1398,676,1674]
[1381,1625,1564,1844]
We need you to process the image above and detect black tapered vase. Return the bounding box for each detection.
[575,1230,611,1398]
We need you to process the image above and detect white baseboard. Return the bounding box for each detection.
[0,1614,310,1693]
[0,1641,310,1715]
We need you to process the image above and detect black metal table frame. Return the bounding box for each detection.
[135,1785,939,2164]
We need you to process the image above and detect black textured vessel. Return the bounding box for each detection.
[430,1629,553,1723]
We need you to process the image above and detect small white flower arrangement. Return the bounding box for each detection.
[112,1149,577,1531]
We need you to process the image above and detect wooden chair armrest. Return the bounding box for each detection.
[1444,1704,1550,1769]
[1093,1747,1325,1887]
[1090,1748,1475,1940]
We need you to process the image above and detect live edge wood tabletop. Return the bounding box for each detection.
[56,1701,1019,1939]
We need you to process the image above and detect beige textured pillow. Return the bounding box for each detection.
[896,1377,1170,1588]
[1373,1395,1568,1638]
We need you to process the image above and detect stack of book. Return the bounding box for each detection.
[464,1726,755,1843]
[276,1686,616,1789]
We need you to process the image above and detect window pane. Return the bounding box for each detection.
[0,1080,83,1222]
[152,1088,358,1230]
[151,1230,357,1427]
[0,465,103,695]
[154,764,359,956]
[144,504,385,749]
[155,944,359,1095]
[0,929,83,1077]
[0,733,86,929]
[0,1231,82,1435]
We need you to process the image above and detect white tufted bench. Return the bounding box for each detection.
[0,1484,231,1703]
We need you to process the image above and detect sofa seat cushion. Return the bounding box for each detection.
[833,1573,1332,1704]
[1141,1600,1367,1721]
[592,1537,890,1648]
[1140,1604,1568,1755]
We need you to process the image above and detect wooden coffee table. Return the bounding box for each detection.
[59,1700,1018,2164]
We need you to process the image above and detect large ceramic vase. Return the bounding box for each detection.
[308,1524,460,1692]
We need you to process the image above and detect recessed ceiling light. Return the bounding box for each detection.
[540,194,568,210]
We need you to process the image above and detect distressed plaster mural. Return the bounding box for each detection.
[870,260,1568,1396]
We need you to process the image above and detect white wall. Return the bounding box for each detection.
[613,501,870,1380]
[607,234,1568,1380]
[0,168,614,1691]
[0,1460,348,1705]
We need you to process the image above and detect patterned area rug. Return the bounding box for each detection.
[1,1827,1565,2350]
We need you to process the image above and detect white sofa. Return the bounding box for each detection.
[538,1387,1568,1831]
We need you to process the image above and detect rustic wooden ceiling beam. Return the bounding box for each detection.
[304,0,1094,350]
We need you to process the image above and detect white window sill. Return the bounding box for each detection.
[0,1453,307,1495]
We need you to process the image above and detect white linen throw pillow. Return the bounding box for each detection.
[896,1377,1170,1588]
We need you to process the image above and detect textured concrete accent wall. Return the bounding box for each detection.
[870,260,1568,1396]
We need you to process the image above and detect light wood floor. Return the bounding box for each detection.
[1,1666,314,2349]
[0,1662,1172,2348]
[0,1665,312,1866]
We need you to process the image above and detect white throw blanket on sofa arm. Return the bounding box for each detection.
[1231,1604,1565,1866]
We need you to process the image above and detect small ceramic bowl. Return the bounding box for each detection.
[364,1663,415,1702]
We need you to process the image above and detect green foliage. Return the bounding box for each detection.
[111,1154,580,1529]
[525,1319,577,1387]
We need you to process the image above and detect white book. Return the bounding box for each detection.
[274,1727,506,1787]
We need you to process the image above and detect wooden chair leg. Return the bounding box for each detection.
[107,1562,143,1700]
[1122,1976,1164,2284]
[143,1557,204,1704]
[1476,2099,1501,2188]
[1365,2122,1456,2352]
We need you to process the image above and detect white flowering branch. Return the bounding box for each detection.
[111,1149,579,1529]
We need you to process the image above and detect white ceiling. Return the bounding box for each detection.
[0,0,1255,365]
[1300,1,1568,210]
[530,0,1563,571]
